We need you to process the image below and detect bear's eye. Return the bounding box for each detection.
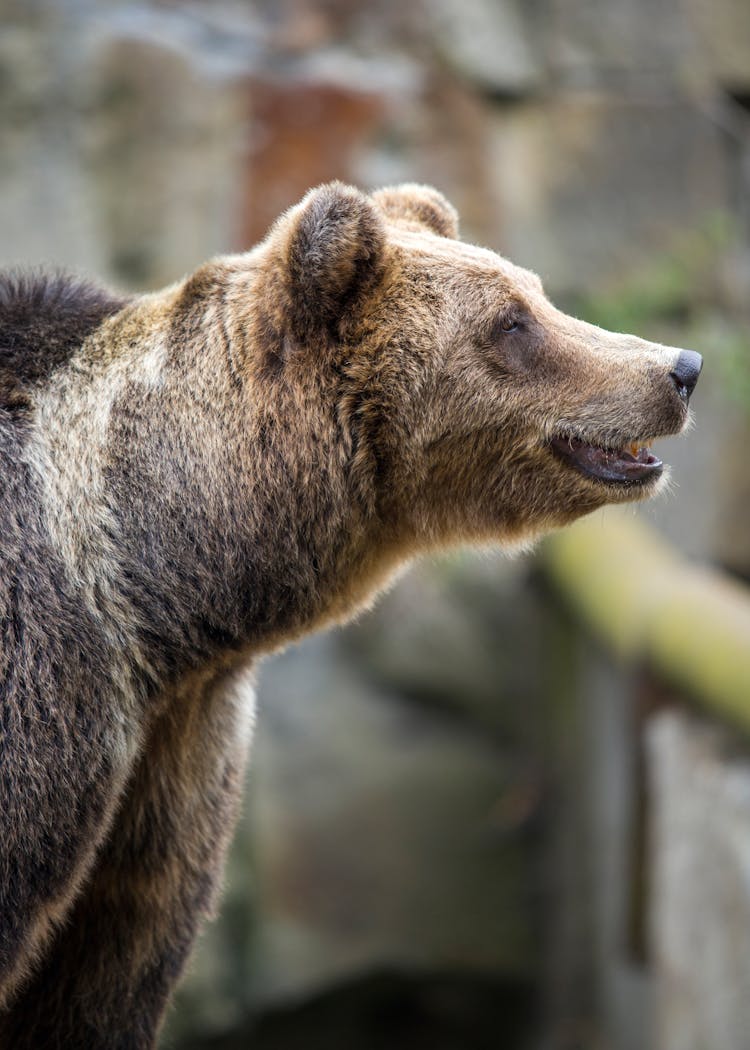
[485,310,528,348]
[494,314,522,337]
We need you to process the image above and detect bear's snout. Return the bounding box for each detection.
[669,349,703,403]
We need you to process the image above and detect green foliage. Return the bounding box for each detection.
[713,325,750,415]
[567,214,750,417]
[570,215,731,332]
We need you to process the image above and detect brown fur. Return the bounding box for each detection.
[0,183,697,1047]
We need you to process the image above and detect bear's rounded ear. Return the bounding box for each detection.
[275,182,386,340]
[372,184,459,240]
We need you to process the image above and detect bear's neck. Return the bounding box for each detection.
[97,378,391,691]
[109,441,392,687]
[23,289,402,701]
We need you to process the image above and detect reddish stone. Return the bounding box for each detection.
[237,76,386,248]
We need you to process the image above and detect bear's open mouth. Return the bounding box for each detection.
[549,434,663,485]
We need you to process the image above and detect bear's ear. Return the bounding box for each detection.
[276,182,386,340]
[372,184,459,240]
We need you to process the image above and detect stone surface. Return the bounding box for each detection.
[83,13,248,287]
[685,0,750,90]
[533,609,653,1050]
[427,0,541,97]
[182,970,535,1050]
[238,72,387,247]
[247,628,538,1008]
[648,710,750,1050]
[0,3,253,283]
[546,0,700,86]
[543,0,750,93]
[348,554,544,740]
[0,11,104,273]
[486,95,731,295]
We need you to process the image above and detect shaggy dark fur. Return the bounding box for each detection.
[0,270,129,388]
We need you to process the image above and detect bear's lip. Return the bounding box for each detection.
[548,434,663,485]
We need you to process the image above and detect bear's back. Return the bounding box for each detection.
[0,271,129,399]
[0,271,131,677]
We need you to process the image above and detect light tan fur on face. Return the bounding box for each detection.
[298,217,692,561]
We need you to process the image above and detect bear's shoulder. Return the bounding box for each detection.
[0,270,130,397]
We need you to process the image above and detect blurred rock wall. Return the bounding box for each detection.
[2,2,750,1049]
[3,0,750,297]
[648,710,750,1050]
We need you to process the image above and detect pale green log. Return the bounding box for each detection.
[540,510,750,733]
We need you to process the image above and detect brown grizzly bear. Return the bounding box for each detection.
[0,183,700,1047]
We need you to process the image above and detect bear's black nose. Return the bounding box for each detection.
[670,349,702,402]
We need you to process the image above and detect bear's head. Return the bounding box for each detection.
[247,181,700,555]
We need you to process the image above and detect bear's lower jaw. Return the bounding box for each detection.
[548,434,664,486]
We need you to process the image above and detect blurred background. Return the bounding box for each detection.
[3,1,750,1047]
